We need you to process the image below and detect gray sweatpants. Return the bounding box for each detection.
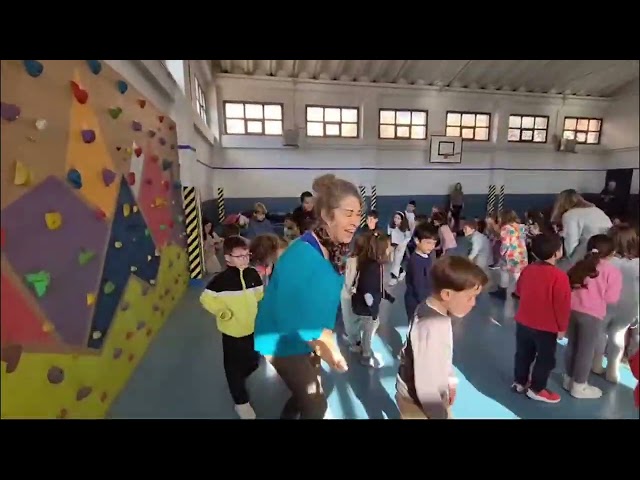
[595,312,639,372]
[565,311,604,384]
[358,315,380,358]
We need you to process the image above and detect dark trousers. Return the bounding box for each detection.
[513,323,558,393]
[222,333,260,405]
[404,295,418,323]
[270,353,327,419]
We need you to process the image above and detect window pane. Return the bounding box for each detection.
[521,116,534,129]
[264,105,282,120]
[264,120,282,135]
[508,129,521,141]
[397,126,410,138]
[576,131,587,143]
[226,119,245,134]
[397,111,411,125]
[245,104,263,119]
[521,130,534,141]
[564,118,577,130]
[342,108,358,123]
[247,120,263,134]
[563,130,575,140]
[476,114,490,127]
[587,132,599,144]
[411,126,426,139]
[412,111,426,125]
[534,116,548,129]
[533,130,547,143]
[342,123,358,138]
[588,119,601,131]
[307,122,323,136]
[380,124,395,138]
[462,114,476,127]
[307,107,323,122]
[446,126,460,137]
[380,110,395,124]
[447,113,461,126]
[475,127,489,140]
[326,123,340,136]
[577,119,589,130]
[509,116,522,128]
[325,108,340,122]
[462,128,475,139]
[225,103,244,118]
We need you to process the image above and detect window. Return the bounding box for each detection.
[194,76,208,124]
[223,102,283,136]
[306,105,359,138]
[445,111,491,141]
[562,117,602,144]
[378,109,428,140]
[507,115,549,143]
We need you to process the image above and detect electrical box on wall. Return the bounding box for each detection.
[283,128,300,148]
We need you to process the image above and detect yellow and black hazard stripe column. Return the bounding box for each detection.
[182,186,204,279]
[358,185,367,228]
[487,184,496,215]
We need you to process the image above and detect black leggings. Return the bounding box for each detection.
[451,205,463,225]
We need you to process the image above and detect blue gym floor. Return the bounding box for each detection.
[109,240,638,420]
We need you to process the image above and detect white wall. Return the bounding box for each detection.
[104,60,217,197]
[603,78,639,193]
[208,75,612,199]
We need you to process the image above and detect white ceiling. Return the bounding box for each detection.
[212,60,639,98]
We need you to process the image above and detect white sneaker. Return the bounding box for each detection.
[592,356,605,375]
[562,374,573,392]
[234,402,256,419]
[570,382,602,399]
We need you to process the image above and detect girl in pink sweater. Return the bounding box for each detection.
[432,211,457,256]
[564,234,622,399]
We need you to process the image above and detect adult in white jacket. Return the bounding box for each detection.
[551,189,612,268]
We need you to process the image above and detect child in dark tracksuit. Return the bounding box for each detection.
[404,222,439,321]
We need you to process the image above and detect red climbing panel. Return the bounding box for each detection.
[1,272,56,348]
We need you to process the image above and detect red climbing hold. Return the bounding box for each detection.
[158,115,165,123]
[126,172,136,186]
[70,81,89,104]
[137,99,146,108]
[95,208,107,221]
[134,146,143,157]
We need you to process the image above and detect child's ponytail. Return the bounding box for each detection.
[357,230,390,271]
[567,234,615,289]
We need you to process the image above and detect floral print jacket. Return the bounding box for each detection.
[500,223,528,273]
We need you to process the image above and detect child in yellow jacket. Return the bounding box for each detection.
[200,235,264,419]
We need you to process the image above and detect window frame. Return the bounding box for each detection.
[222,101,285,136]
[507,114,550,144]
[562,116,603,145]
[445,111,492,142]
[377,108,429,140]
[194,76,208,125]
[305,104,360,139]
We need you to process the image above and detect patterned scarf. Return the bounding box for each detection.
[313,223,350,275]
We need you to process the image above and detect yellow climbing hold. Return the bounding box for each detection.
[87,293,96,306]
[125,147,132,155]
[45,212,63,230]
[114,241,123,248]
[42,322,54,333]
[14,160,31,186]
[123,203,131,217]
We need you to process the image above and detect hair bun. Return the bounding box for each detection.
[312,174,337,195]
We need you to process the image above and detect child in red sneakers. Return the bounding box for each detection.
[512,233,571,403]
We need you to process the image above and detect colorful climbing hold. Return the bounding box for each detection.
[148,129,156,138]
[117,80,128,94]
[120,301,130,311]
[95,208,107,221]
[102,168,116,187]
[86,60,102,75]
[159,224,167,231]
[35,119,48,130]
[47,366,65,384]
[76,386,93,401]
[150,279,156,285]
[130,266,137,272]
[103,281,115,294]
[1,344,23,374]
[123,203,131,217]
[86,293,96,306]
[145,229,150,237]
[126,172,136,186]
[132,120,142,132]
[100,391,108,403]
[113,348,123,359]
[13,160,30,186]
[162,180,170,191]
[147,255,152,261]
[81,129,96,144]
[128,353,135,362]
[125,331,134,340]
[92,330,102,339]
[161,159,173,171]
[1,102,21,122]
[114,241,122,249]
[137,99,146,108]
[149,154,159,163]
[66,168,82,189]
[44,212,62,230]
[78,248,96,265]
[133,205,139,213]
[134,146,142,157]
[144,178,153,186]
[108,106,123,119]
[70,81,88,104]
[24,271,51,298]
[159,137,167,146]
[42,322,54,333]
[158,115,165,123]
[125,147,132,155]
[24,60,44,78]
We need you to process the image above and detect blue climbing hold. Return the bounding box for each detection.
[66,169,82,189]
[117,80,128,94]
[173,180,182,190]
[86,60,102,75]
[24,60,44,78]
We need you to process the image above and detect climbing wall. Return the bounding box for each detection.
[0,60,189,418]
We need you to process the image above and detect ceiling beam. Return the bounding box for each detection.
[446,60,473,86]
[391,60,410,83]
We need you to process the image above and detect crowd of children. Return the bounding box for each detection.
[199,186,639,419]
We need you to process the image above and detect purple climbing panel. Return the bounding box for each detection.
[1,176,110,346]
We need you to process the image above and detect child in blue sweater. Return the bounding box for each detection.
[245,202,275,239]
[405,222,439,321]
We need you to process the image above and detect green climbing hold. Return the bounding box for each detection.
[78,249,96,266]
[159,224,167,231]
[145,228,150,236]
[103,281,115,294]
[25,271,51,298]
